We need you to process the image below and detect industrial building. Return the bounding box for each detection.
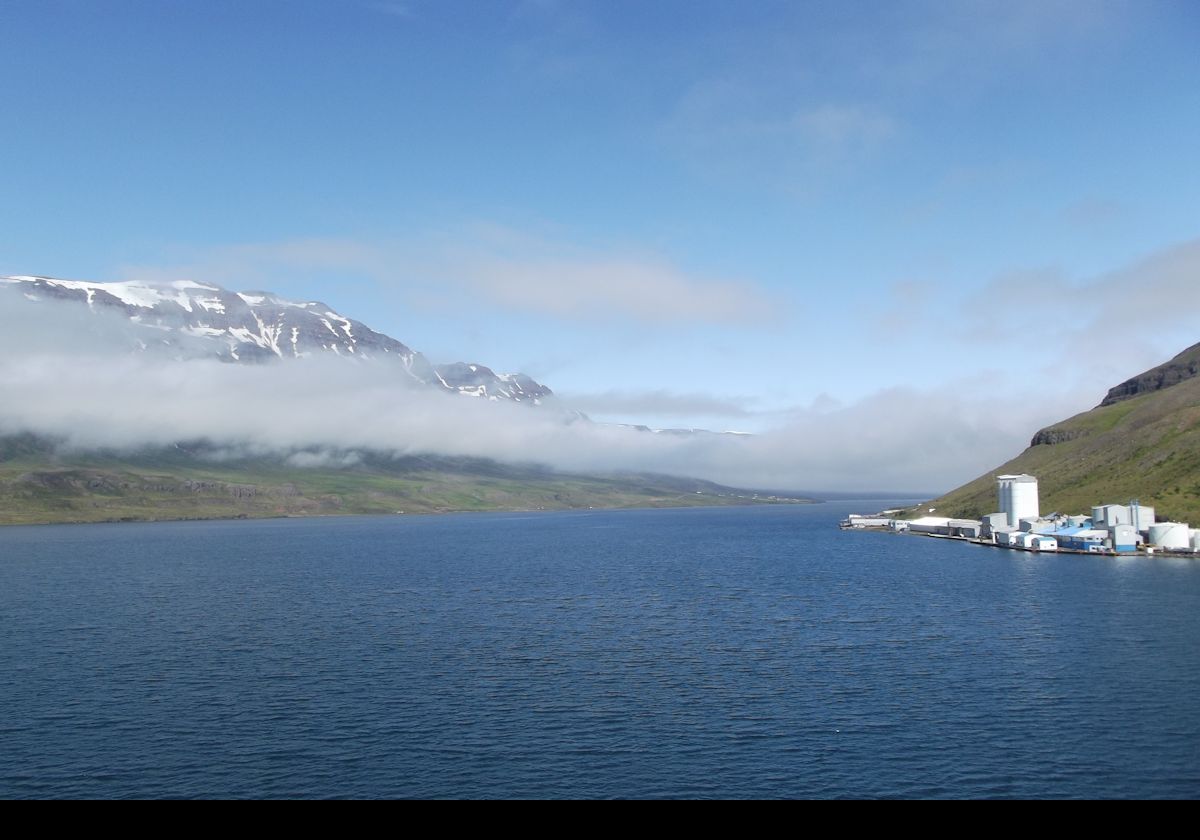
[997,474,1039,527]
[1037,526,1115,553]
[843,472,1196,556]
[1093,503,1155,531]
[984,476,1151,553]
[903,517,982,538]
[980,512,1008,539]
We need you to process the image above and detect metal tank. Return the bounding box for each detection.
[998,474,1039,528]
[1148,522,1191,550]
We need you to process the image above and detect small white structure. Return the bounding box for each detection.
[1031,536,1058,551]
[846,515,891,528]
[998,474,1039,527]
[1020,517,1055,533]
[1108,524,1140,552]
[981,512,1008,538]
[908,516,952,535]
[948,519,983,539]
[1017,533,1040,549]
[1149,522,1191,550]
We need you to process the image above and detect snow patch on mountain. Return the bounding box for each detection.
[2,275,553,405]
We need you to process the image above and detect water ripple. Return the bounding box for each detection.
[1,504,1198,798]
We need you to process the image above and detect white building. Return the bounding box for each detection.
[981,512,1009,538]
[998,474,1039,528]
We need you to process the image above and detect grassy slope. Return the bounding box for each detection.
[911,376,1200,522]
[0,441,807,525]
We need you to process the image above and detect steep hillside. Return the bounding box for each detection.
[1101,341,1200,406]
[915,372,1200,523]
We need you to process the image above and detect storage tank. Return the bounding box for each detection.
[1149,522,1190,550]
[1092,505,1107,526]
[1191,530,1200,552]
[998,474,1039,527]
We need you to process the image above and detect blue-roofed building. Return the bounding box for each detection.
[1034,525,1109,553]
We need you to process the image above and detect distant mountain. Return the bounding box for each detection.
[2,275,552,404]
[2,274,755,441]
[0,433,811,526]
[915,345,1200,523]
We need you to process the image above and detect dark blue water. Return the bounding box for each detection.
[1,503,1198,799]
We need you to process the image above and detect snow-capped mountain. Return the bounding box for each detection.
[2,275,552,404]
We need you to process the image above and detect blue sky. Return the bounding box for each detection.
[3,0,1200,444]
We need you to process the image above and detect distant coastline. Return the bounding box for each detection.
[0,444,816,527]
[0,498,816,529]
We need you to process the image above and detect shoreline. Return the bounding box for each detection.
[0,496,818,530]
[841,521,1200,559]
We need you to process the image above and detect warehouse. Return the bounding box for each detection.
[1037,526,1109,552]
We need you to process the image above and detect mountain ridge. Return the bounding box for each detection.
[1100,341,1200,407]
[2,274,552,404]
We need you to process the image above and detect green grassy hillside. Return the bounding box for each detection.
[912,374,1200,523]
[0,437,809,526]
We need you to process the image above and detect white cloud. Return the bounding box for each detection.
[366,1,416,20]
[659,80,900,188]
[791,104,897,153]
[14,235,1194,497]
[961,236,1200,386]
[655,0,1133,190]
[447,250,770,325]
[557,389,755,419]
[0,292,1074,494]
[0,353,1056,494]
[114,227,776,327]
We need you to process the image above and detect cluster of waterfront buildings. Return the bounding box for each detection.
[844,474,1198,555]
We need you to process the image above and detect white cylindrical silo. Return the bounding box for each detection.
[1149,522,1190,550]
[998,474,1039,527]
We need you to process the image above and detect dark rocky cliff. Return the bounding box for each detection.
[1101,341,1200,406]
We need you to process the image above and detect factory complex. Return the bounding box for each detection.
[842,474,1198,556]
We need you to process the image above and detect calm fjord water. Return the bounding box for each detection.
[1,503,1198,799]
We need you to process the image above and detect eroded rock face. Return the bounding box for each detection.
[1101,342,1200,406]
[1031,427,1085,447]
